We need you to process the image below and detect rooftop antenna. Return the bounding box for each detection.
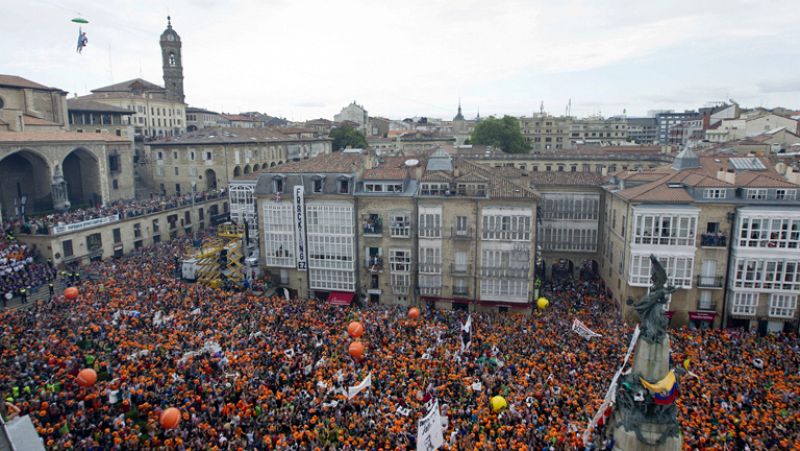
[566,98,572,117]
[540,100,544,115]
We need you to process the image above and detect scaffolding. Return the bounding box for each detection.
[183,223,245,288]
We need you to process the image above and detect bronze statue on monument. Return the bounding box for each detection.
[610,254,683,450]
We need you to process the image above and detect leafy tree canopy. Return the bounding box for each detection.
[469,115,530,154]
[330,125,368,151]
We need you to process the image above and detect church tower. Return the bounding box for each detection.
[160,16,185,103]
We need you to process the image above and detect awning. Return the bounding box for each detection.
[328,291,354,306]
[689,311,717,322]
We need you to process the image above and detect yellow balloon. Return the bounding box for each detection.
[490,395,508,413]
[537,297,549,310]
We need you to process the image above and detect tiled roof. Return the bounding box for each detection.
[0,131,130,143]
[362,167,408,180]
[221,114,257,122]
[91,78,164,93]
[271,152,363,174]
[0,74,61,91]
[22,115,60,126]
[67,99,134,114]
[455,159,537,200]
[420,172,452,182]
[148,127,331,146]
[613,153,799,202]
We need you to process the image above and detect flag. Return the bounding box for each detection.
[460,315,472,353]
[347,373,372,400]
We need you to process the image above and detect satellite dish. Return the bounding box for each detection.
[404,159,419,167]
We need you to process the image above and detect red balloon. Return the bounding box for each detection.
[160,407,181,429]
[347,321,365,338]
[348,341,365,360]
[76,368,97,387]
[64,287,79,300]
[408,307,420,319]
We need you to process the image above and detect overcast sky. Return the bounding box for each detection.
[3,0,799,121]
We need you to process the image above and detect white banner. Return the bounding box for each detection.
[347,372,372,400]
[417,399,445,451]
[52,214,120,235]
[292,185,308,271]
[582,325,641,446]
[572,319,602,340]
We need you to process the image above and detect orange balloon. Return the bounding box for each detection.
[160,407,181,429]
[408,307,420,319]
[64,287,79,300]
[348,341,365,360]
[347,322,365,338]
[76,368,97,387]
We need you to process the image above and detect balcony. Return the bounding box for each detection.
[362,215,383,237]
[700,233,727,248]
[451,227,474,239]
[697,302,717,311]
[696,275,724,288]
[451,263,471,275]
[418,227,442,239]
[365,256,384,272]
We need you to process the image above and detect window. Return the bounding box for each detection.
[629,254,694,288]
[420,183,448,196]
[175,184,181,194]
[747,189,767,200]
[704,188,726,199]
[113,228,122,244]
[776,189,797,200]
[263,202,295,267]
[633,213,697,246]
[112,179,119,190]
[62,240,73,257]
[481,214,531,241]
[206,151,212,160]
[338,179,349,194]
[174,166,179,176]
[189,151,195,161]
[313,178,323,193]
[390,249,411,273]
[419,247,442,274]
[419,212,441,238]
[274,178,284,193]
[86,233,102,251]
[455,216,468,235]
[157,151,163,160]
[134,223,142,238]
[732,292,758,316]
[390,214,410,237]
[737,217,800,249]
[769,294,797,318]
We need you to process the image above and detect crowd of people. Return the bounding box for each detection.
[7,188,227,235]
[0,237,798,450]
[0,234,56,306]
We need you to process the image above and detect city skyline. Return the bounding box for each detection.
[4,0,800,121]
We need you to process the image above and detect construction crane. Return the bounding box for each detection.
[181,223,245,288]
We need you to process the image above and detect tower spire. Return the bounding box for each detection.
[167,15,172,28]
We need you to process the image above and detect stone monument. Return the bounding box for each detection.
[612,254,683,450]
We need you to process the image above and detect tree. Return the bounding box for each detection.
[469,115,530,153]
[330,125,368,151]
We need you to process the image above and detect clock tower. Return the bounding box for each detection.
[160,16,185,103]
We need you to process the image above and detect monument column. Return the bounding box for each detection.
[51,165,70,211]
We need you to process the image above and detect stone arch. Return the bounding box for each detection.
[277,160,284,165]
[551,258,574,281]
[243,164,251,175]
[187,125,198,132]
[252,163,260,171]
[270,161,276,167]
[205,168,217,191]
[0,149,52,215]
[233,166,242,177]
[63,148,102,207]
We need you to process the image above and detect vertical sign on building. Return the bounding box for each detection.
[293,185,308,271]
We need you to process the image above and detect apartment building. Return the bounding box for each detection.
[601,149,800,330]
[571,116,629,145]
[518,114,572,151]
[248,149,539,311]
